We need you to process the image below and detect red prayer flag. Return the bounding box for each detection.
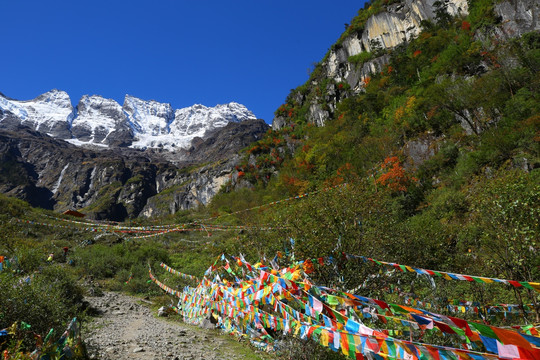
[373,299,390,310]
[492,327,533,351]
[434,321,457,334]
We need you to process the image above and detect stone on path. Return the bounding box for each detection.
[83,291,258,360]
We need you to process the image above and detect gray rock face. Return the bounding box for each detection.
[141,160,235,217]
[308,103,329,127]
[0,119,268,220]
[325,0,467,89]
[495,0,540,38]
[403,133,441,169]
[317,0,465,95]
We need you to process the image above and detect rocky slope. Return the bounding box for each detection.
[0,119,267,220]
[272,0,539,130]
[0,90,257,150]
[0,88,266,219]
[84,292,263,360]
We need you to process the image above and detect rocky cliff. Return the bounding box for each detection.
[0,118,268,220]
[272,0,538,130]
[0,88,266,219]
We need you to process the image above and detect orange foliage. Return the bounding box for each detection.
[282,175,309,194]
[376,156,417,192]
[363,77,371,87]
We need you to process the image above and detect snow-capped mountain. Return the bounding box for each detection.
[70,95,131,146]
[0,89,75,138]
[0,90,258,150]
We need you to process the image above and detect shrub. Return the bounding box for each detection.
[0,265,84,352]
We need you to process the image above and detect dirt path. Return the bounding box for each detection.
[83,292,263,360]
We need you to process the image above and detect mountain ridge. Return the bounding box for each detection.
[0,89,258,150]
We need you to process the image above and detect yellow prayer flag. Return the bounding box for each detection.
[478,277,494,283]
[380,340,388,354]
[320,330,329,347]
[529,282,540,292]
[443,273,453,280]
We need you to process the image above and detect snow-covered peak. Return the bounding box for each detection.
[71,95,127,145]
[0,94,29,120]
[34,89,72,106]
[76,95,125,121]
[213,102,258,122]
[123,95,174,136]
[0,90,259,151]
[0,89,74,137]
[171,102,256,138]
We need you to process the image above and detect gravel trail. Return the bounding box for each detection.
[84,292,255,360]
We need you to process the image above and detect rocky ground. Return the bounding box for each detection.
[83,291,267,360]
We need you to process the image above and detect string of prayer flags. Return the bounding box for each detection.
[346,254,540,293]
[149,254,540,359]
[160,263,199,282]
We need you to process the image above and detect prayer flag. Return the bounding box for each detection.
[497,341,520,359]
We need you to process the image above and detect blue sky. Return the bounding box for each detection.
[1,1,366,123]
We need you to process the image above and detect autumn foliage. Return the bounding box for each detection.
[376,156,417,192]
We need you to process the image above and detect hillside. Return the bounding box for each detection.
[0,0,539,359]
[202,0,540,355]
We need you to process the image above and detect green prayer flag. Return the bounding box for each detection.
[326,295,339,306]
[386,340,396,357]
[347,334,356,359]
[20,321,31,330]
[451,326,466,337]
[44,328,54,344]
[390,304,408,313]
[471,322,498,339]
[334,311,346,325]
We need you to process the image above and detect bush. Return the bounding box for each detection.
[0,265,85,352]
[73,241,170,294]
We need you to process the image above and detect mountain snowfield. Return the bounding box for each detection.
[0,89,258,150]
